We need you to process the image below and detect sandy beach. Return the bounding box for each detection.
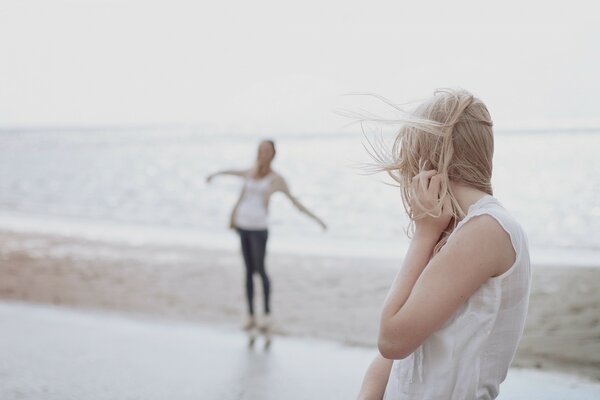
[3,302,600,400]
[0,229,599,382]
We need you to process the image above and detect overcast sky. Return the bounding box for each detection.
[1,0,599,134]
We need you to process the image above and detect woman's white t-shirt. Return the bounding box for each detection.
[383,195,532,400]
[234,173,275,230]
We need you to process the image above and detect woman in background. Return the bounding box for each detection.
[356,89,531,399]
[206,140,327,333]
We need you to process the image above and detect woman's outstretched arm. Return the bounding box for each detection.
[356,353,393,400]
[273,176,327,230]
[206,169,248,183]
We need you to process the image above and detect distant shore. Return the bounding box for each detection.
[0,230,598,381]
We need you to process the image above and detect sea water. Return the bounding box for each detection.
[1,128,598,266]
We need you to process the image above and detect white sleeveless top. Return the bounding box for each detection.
[383,195,532,400]
[234,173,275,230]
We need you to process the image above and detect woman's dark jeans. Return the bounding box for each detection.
[236,228,270,316]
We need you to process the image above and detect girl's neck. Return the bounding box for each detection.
[449,182,489,218]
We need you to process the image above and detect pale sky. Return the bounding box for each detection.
[1,0,599,134]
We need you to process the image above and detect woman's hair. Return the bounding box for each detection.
[264,139,276,158]
[256,140,277,165]
[357,88,494,253]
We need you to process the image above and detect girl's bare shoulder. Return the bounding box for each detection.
[449,213,516,277]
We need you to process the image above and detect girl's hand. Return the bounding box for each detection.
[410,170,452,237]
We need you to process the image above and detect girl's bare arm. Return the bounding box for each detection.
[356,353,393,400]
[378,171,513,359]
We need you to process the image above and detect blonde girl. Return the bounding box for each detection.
[356,89,531,399]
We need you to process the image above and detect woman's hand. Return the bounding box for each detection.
[410,169,452,238]
[318,219,328,231]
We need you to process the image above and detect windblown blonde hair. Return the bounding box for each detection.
[351,88,494,254]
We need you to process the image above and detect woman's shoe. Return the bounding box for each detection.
[243,315,256,331]
[259,314,271,334]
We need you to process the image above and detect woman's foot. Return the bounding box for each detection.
[243,315,256,331]
[259,314,271,334]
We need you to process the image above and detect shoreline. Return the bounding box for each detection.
[0,229,599,381]
[1,209,599,268]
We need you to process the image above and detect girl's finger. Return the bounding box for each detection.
[441,195,452,217]
[411,178,419,202]
[419,170,437,193]
[427,174,442,197]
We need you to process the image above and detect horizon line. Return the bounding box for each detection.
[1,123,600,136]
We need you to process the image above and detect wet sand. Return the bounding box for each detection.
[2,301,600,400]
[0,230,599,382]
